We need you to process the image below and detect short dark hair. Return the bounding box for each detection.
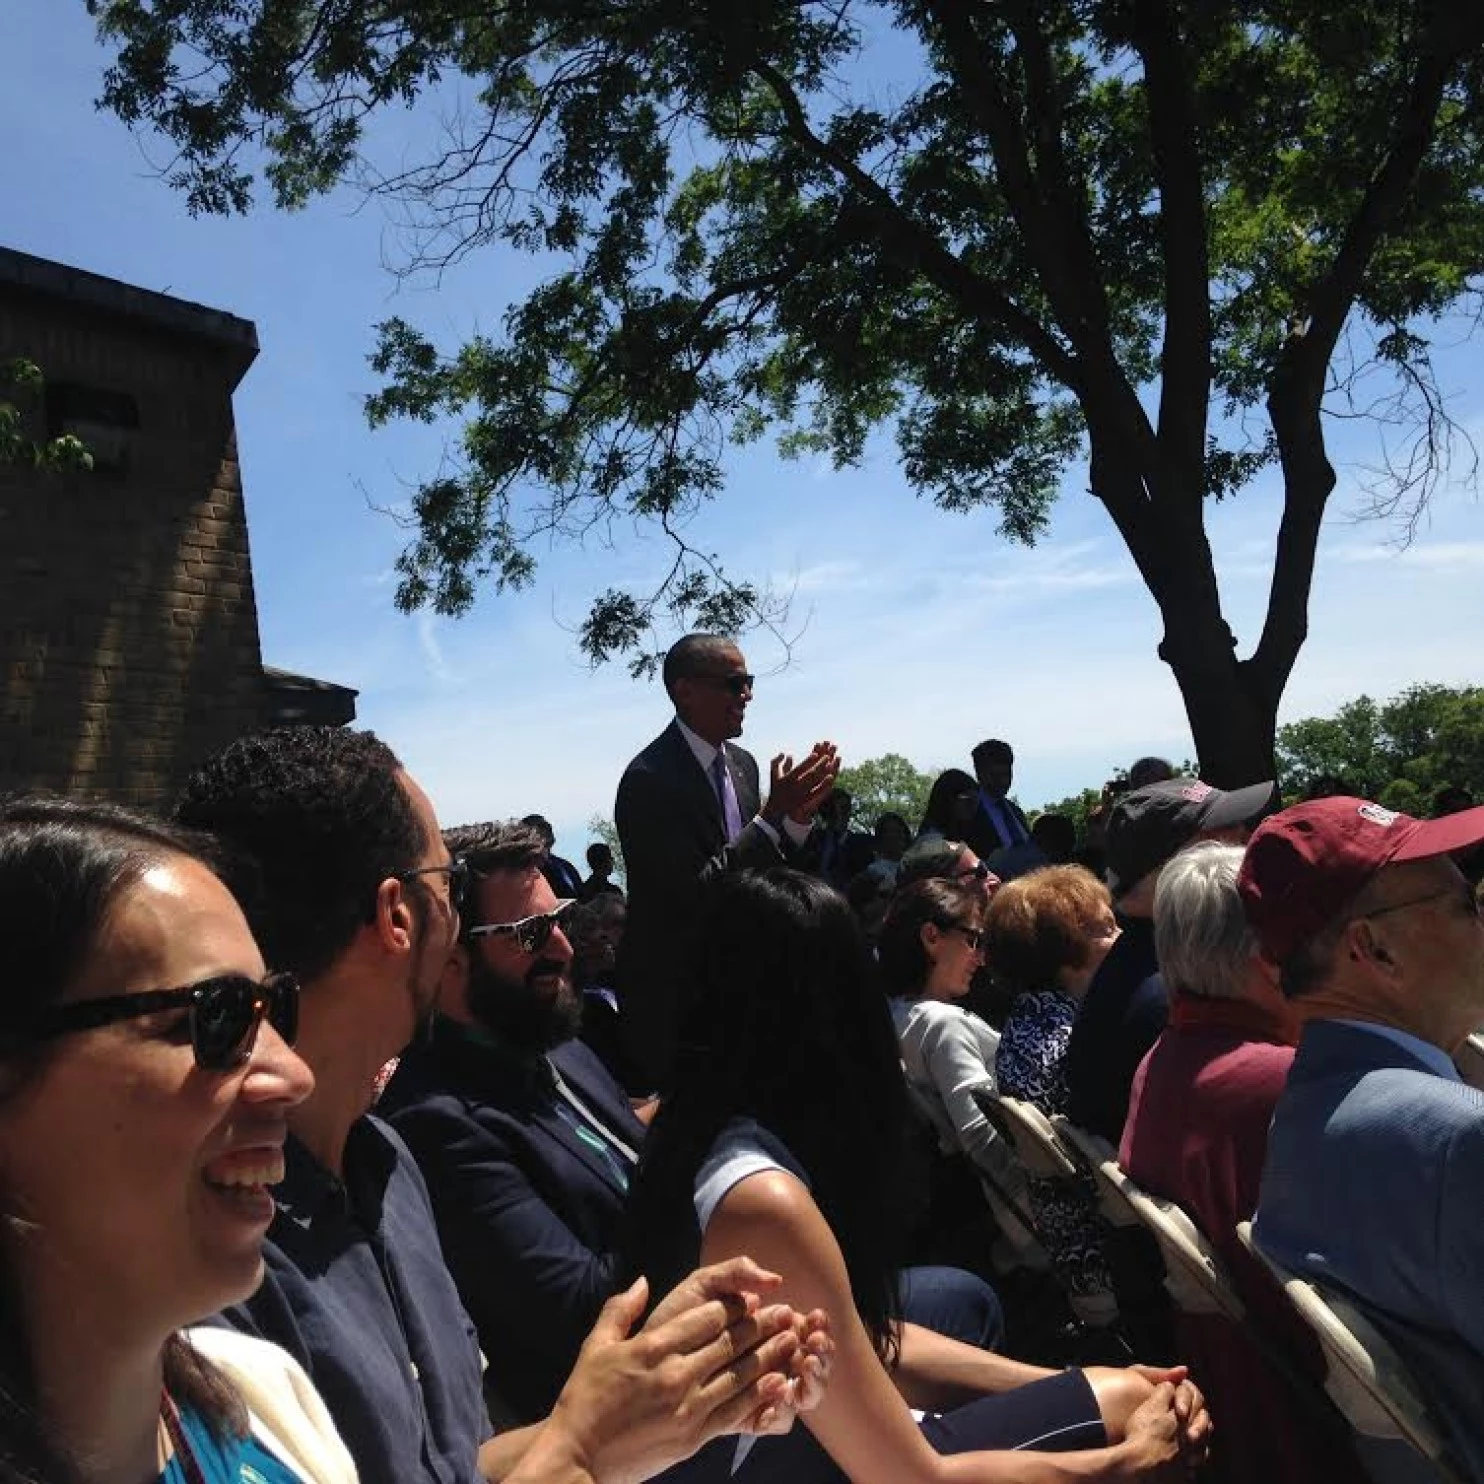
[446,819,546,877]
[877,877,985,998]
[586,841,614,869]
[175,727,426,982]
[444,820,547,943]
[972,739,1014,767]
[897,837,968,888]
[1128,756,1176,789]
[662,633,737,698]
[874,812,909,839]
[519,813,555,848]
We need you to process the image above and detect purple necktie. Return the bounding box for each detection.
[711,749,745,842]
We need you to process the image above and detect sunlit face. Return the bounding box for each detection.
[1355,859,1484,1039]
[923,910,987,1000]
[1080,902,1123,980]
[672,644,752,745]
[954,848,1002,902]
[462,866,582,1051]
[399,771,462,1028]
[0,857,314,1343]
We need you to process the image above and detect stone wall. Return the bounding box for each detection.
[0,277,269,812]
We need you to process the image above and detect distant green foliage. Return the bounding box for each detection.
[1277,684,1484,808]
[835,753,938,831]
[586,813,626,883]
[0,359,92,472]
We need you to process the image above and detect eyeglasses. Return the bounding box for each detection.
[25,972,300,1072]
[686,673,755,697]
[1360,883,1482,924]
[466,900,578,954]
[942,922,984,951]
[396,858,470,914]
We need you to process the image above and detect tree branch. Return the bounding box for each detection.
[1288,6,1484,397]
[1128,0,1212,496]
[748,58,1085,391]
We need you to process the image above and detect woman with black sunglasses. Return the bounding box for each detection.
[878,880,1036,1269]
[0,795,353,1484]
[624,869,1210,1484]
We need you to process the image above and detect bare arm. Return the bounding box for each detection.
[701,1172,1186,1484]
[892,1321,1057,1412]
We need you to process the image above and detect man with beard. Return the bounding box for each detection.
[381,819,650,1427]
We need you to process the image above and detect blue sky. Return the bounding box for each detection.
[6,1,1481,859]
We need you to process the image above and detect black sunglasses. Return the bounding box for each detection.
[941,922,985,951]
[466,900,577,954]
[26,971,300,1072]
[687,673,755,697]
[396,857,470,913]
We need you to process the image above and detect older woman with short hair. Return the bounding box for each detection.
[989,867,1122,1325]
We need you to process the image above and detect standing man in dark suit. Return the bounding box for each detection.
[964,739,1032,865]
[616,633,839,1088]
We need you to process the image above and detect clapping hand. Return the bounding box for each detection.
[764,744,841,826]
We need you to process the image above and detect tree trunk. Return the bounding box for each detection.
[1164,642,1280,787]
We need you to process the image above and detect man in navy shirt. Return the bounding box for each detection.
[179,727,828,1484]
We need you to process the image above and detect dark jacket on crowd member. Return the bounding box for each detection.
[1064,917,1168,1141]
[380,1022,645,1425]
[615,720,784,1088]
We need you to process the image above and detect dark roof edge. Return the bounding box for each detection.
[263,665,361,699]
[0,246,259,384]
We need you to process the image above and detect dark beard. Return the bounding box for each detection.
[466,954,583,1053]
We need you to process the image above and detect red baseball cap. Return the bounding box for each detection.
[1237,796,1484,963]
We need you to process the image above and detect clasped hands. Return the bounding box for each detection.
[543,1257,832,1484]
[763,743,841,828]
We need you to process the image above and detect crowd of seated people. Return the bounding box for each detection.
[7,626,1484,1484]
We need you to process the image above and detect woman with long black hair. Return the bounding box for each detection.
[625,869,1210,1484]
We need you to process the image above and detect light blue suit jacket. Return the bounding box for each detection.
[1255,1019,1484,1482]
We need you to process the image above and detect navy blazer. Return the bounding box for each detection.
[1256,1019,1484,1481]
[615,720,785,1086]
[381,1026,646,1424]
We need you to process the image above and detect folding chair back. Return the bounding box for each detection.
[1054,1119,1243,1320]
[970,1089,1079,1182]
[1236,1222,1462,1483]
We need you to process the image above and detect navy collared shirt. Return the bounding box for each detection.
[217,1116,492,1484]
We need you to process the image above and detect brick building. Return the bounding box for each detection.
[0,247,354,810]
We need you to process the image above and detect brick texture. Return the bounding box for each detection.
[1,288,270,812]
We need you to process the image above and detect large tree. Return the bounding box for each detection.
[88,0,1484,781]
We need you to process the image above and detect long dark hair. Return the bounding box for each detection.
[623,869,908,1361]
[0,797,247,1483]
[877,878,985,999]
[919,769,978,837]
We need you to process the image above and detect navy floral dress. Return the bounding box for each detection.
[995,990,1114,1302]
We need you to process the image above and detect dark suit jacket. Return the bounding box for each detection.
[964,792,1032,861]
[380,1024,646,1424]
[1256,1020,1484,1482]
[1065,916,1168,1141]
[615,720,785,1086]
